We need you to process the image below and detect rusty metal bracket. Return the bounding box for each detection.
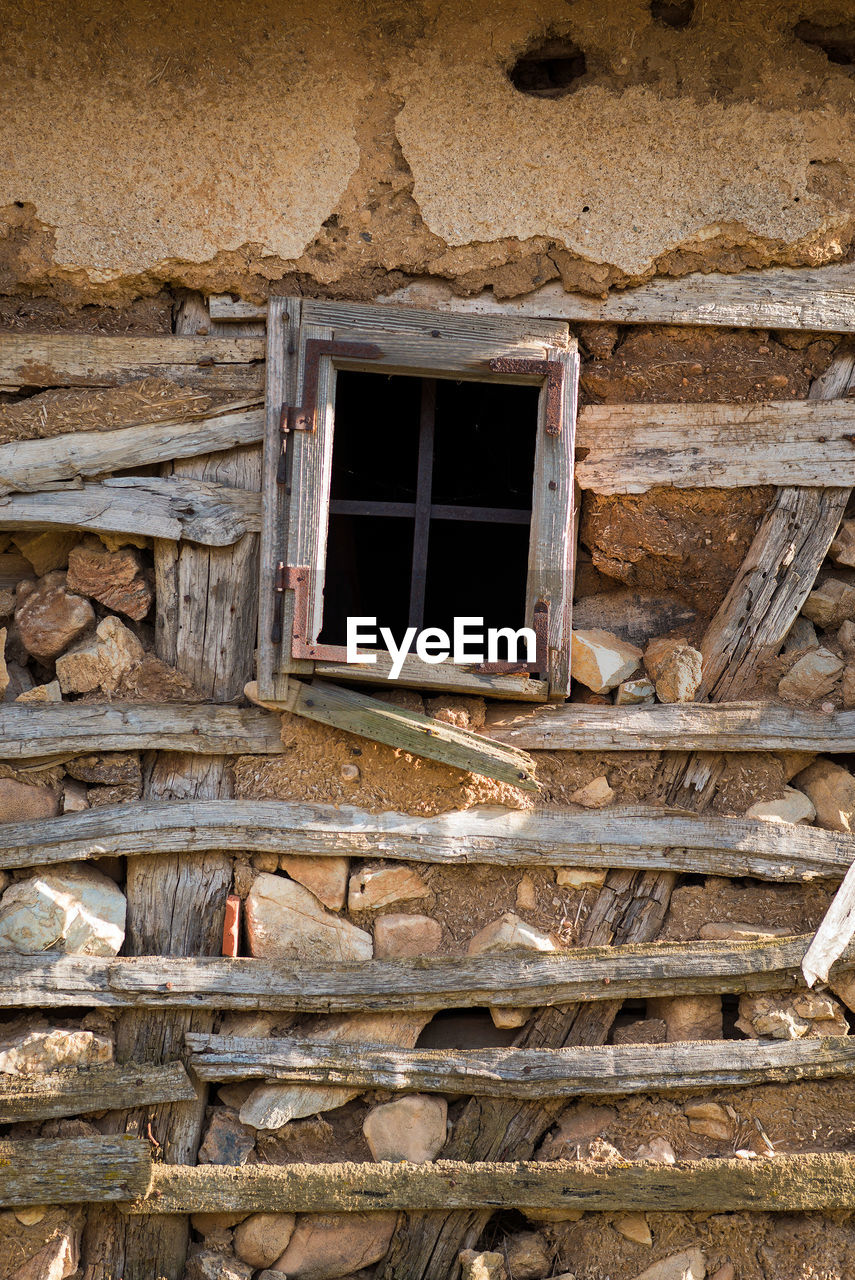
[488,356,565,436]
[471,600,549,679]
[278,564,350,661]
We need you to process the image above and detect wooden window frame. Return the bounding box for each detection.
[258,297,579,704]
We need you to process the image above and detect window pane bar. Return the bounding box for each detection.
[408,378,436,631]
[330,499,530,524]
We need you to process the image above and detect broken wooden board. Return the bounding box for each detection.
[486,699,855,751]
[269,677,539,791]
[186,1033,855,1099]
[315,650,548,701]
[0,333,264,392]
[212,263,855,332]
[2,799,851,881]
[0,475,261,546]
[0,1062,196,1124]
[0,703,283,759]
[0,1137,151,1207]
[0,401,263,495]
[576,399,855,493]
[131,1152,855,1215]
[0,935,837,1012]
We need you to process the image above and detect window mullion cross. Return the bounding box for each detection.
[407,377,437,632]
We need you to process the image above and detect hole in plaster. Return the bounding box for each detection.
[508,36,588,98]
[795,19,855,65]
[651,0,694,30]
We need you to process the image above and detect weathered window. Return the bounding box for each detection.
[258,299,578,703]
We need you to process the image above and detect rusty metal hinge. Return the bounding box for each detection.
[488,357,565,436]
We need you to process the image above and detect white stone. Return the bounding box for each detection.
[348,865,431,912]
[744,787,816,824]
[795,759,855,832]
[234,1213,296,1269]
[616,677,655,705]
[0,866,125,955]
[635,1136,677,1163]
[363,1094,448,1163]
[0,1024,112,1075]
[571,629,642,693]
[556,868,607,890]
[245,872,372,963]
[570,776,614,808]
[778,647,844,701]
[467,913,554,1029]
[632,1250,706,1280]
[55,614,144,695]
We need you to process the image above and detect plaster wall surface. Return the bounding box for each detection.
[2,0,855,301]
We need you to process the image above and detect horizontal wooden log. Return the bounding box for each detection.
[0,476,261,546]
[0,1137,151,1207]
[0,1062,196,1123]
[186,1033,855,1099]
[380,266,855,333]
[0,334,264,392]
[0,935,839,1012]
[0,704,284,759]
[2,799,851,881]
[576,398,855,494]
[315,650,548,701]
[486,700,855,752]
[0,402,264,495]
[132,1152,855,1215]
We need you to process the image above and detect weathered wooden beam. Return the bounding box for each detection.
[131,1152,855,1215]
[315,651,548,701]
[576,399,855,494]
[274,677,539,792]
[0,333,264,392]
[0,402,263,495]
[0,475,261,546]
[0,935,836,1012]
[0,1062,196,1124]
[487,700,855,752]
[186,1033,855,1099]
[0,1137,151,1207]
[212,264,855,332]
[2,799,851,881]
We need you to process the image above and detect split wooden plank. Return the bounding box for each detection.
[0,333,264,392]
[186,1033,855,1099]
[0,475,261,546]
[0,1137,151,1207]
[486,699,855,752]
[315,650,548,701]
[3,799,852,881]
[274,677,539,791]
[576,398,855,494]
[0,1062,196,1124]
[212,264,855,332]
[132,1152,855,1216]
[0,703,283,759]
[0,935,836,1012]
[0,401,263,495]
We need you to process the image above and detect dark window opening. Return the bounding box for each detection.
[795,20,855,66]
[508,37,587,98]
[318,370,539,652]
[651,0,694,29]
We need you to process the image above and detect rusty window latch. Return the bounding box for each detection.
[472,599,550,679]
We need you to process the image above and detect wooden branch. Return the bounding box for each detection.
[0,333,264,392]
[0,703,283,759]
[186,1033,855,1099]
[0,402,263,495]
[0,1137,151,1207]
[0,1062,196,1124]
[487,699,855,752]
[212,265,855,332]
[2,799,851,882]
[131,1152,855,1215]
[576,399,855,494]
[0,935,834,1012]
[0,476,261,546]
[277,677,539,792]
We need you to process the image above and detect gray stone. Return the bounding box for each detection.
[0,866,125,955]
[778,647,843,701]
[246,872,372,963]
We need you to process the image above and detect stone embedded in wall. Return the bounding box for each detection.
[0,865,126,955]
[0,1206,84,1280]
[801,579,855,629]
[12,530,79,577]
[0,1023,112,1075]
[699,922,791,942]
[56,614,144,694]
[633,1251,707,1280]
[16,679,62,703]
[616,676,656,705]
[503,1231,551,1279]
[644,636,703,704]
[684,1101,731,1141]
[614,1214,653,1246]
[839,619,855,654]
[185,1248,253,1280]
[15,572,94,663]
[245,873,373,963]
[234,1213,297,1269]
[467,912,555,1030]
[647,995,722,1041]
[197,1108,257,1165]
[0,777,59,823]
[782,616,819,655]
[612,1018,667,1046]
[373,912,443,957]
[571,629,642,693]
[347,865,431,912]
[736,991,849,1039]
[635,1136,677,1164]
[744,788,816,824]
[362,1094,448,1163]
[794,759,855,832]
[569,776,614,808]
[66,752,142,788]
[0,589,14,620]
[830,519,855,568]
[459,1252,508,1280]
[271,1211,397,1278]
[278,855,349,912]
[778,647,843,701]
[66,539,153,620]
[556,868,607,890]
